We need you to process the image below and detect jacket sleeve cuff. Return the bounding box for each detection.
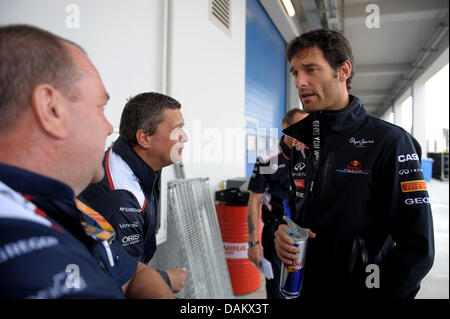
[157,269,172,290]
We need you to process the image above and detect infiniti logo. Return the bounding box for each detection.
[294,162,306,171]
[399,169,410,175]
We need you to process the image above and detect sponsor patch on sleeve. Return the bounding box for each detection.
[294,179,305,189]
[401,180,427,193]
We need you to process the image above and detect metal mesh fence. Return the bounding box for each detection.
[148,178,234,299]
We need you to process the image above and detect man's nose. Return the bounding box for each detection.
[180,128,189,143]
[295,72,308,89]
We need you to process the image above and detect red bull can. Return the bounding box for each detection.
[279,227,308,298]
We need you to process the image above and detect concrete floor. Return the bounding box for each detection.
[416,179,449,299]
[235,179,449,300]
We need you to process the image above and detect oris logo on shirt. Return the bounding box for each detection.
[122,234,141,246]
[398,153,419,163]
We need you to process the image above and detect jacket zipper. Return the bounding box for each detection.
[320,152,334,212]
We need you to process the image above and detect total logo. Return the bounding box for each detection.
[294,179,305,189]
[398,153,419,163]
[404,197,430,205]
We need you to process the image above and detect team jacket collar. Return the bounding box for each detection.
[283,95,367,146]
[0,163,75,200]
[112,136,159,190]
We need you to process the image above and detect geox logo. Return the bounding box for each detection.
[119,207,142,213]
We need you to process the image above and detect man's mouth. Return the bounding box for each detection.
[300,92,315,99]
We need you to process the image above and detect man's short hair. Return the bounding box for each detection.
[286,29,354,90]
[0,24,84,132]
[282,108,307,126]
[119,92,181,147]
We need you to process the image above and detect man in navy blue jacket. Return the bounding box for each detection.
[274,29,434,299]
[0,25,174,298]
[81,92,188,293]
[247,108,307,299]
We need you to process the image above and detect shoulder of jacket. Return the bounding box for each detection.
[367,115,407,134]
[0,181,52,229]
[105,150,146,209]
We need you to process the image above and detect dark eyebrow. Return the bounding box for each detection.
[301,63,320,68]
[174,122,184,129]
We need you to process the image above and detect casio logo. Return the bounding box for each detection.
[398,153,419,163]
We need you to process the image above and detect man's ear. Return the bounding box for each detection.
[136,129,152,149]
[339,60,352,83]
[30,84,69,139]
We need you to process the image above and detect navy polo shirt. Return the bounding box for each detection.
[0,164,137,298]
[248,137,291,217]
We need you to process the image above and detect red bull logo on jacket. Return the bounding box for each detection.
[335,160,371,175]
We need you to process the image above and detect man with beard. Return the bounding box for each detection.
[274,29,434,299]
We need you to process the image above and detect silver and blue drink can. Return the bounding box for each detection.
[279,225,308,298]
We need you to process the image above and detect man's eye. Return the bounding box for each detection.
[292,71,298,77]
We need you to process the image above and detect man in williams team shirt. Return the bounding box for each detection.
[247,109,308,299]
[0,24,174,298]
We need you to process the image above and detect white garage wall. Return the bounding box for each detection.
[167,0,247,190]
[1,0,248,242]
[0,0,164,136]
[0,0,167,241]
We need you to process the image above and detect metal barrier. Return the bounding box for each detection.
[149,178,234,299]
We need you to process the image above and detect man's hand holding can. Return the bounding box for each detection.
[274,224,316,265]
